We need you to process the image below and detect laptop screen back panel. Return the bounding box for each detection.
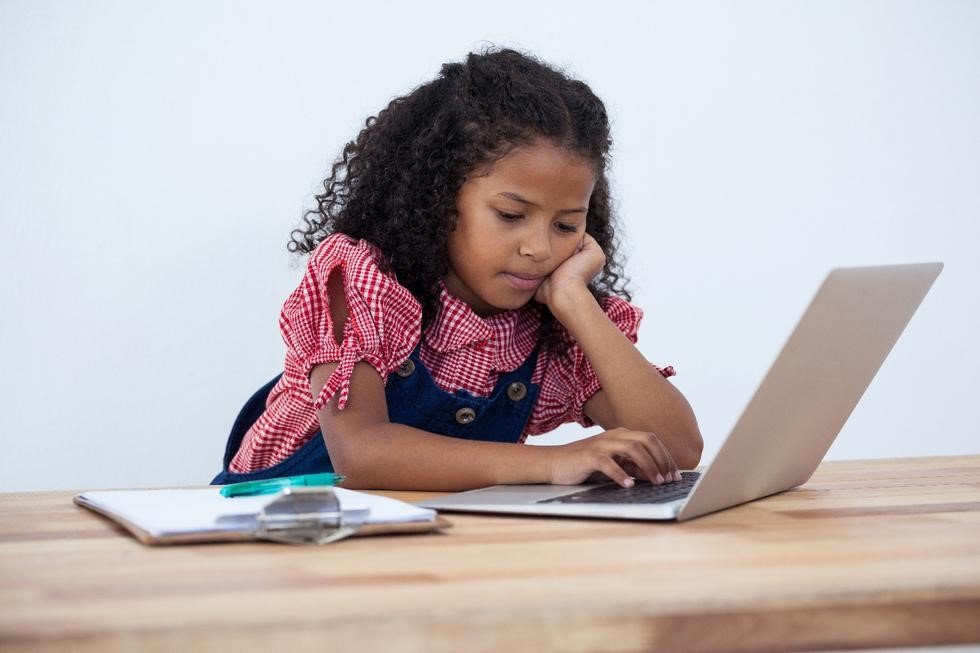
[677,263,943,520]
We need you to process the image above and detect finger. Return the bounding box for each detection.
[620,459,649,484]
[595,456,635,489]
[620,433,678,484]
[533,277,551,305]
[650,436,681,482]
[608,433,672,485]
[617,440,667,485]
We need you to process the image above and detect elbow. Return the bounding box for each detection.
[672,420,703,471]
[325,443,381,490]
[320,432,375,489]
[632,409,702,470]
[674,440,703,469]
[329,457,379,491]
[672,401,703,470]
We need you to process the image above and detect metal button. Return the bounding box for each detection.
[507,381,528,402]
[455,407,476,425]
[395,359,415,378]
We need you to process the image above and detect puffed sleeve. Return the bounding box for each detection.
[278,233,422,411]
[529,295,676,433]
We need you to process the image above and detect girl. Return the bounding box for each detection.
[212,48,702,491]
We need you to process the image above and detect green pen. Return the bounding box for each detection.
[219,472,346,498]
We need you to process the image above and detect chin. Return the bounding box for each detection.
[497,296,536,312]
[474,292,534,316]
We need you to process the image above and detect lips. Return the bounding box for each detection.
[503,272,544,291]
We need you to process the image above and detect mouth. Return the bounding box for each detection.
[502,272,544,291]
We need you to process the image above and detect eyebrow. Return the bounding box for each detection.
[495,192,588,216]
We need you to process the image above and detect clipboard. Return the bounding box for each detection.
[74,486,451,545]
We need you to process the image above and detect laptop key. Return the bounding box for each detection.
[539,471,701,504]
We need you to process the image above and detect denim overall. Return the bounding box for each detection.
[211,345,540,484]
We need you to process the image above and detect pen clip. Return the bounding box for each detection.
[255,487,369,545]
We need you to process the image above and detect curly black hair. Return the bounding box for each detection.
[290,47,630,349]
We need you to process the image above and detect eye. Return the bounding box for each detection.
[555,222,578,234]
[496,211,523,222]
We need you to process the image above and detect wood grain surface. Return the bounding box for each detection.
[1,455,979,652]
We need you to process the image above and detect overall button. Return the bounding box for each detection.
[507,381,527,402]
[455,407,476,424]
[395,359,415,378]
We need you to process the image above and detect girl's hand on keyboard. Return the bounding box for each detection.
[546,428,681,488]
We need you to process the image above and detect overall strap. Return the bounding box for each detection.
[385,344,541,444]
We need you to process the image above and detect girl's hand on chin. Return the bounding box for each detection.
[534,233,606,310]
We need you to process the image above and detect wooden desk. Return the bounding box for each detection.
[2,456,979,652]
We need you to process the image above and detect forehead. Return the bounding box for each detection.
[469,141,597,201]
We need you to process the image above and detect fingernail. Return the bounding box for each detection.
[655,473,665,484]
[674,471,682,482]
[623,477,635,488]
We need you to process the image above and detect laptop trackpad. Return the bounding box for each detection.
[425,484,586,506]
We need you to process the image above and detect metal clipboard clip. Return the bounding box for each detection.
[254,486,370,545]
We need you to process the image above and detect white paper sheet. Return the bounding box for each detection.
[76,487,435,539]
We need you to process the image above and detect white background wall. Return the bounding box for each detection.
[1,1,977,492]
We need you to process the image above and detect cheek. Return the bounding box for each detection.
[554,236,582,263]
[448,232,488,278]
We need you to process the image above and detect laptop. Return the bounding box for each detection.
[418,262,944,521]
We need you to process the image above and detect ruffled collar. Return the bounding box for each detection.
[424,284,542,372]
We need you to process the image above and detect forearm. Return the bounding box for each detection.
[551,288,702,468]
[311,357,691,492]
[324,422,552,491]
[311,361,554,491]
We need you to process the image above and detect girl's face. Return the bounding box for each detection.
[445,140,597,316]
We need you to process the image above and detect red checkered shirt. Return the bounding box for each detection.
[230,233,675,472]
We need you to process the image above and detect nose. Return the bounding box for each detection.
[518,224,551,262]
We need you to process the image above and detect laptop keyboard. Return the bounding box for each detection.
[539,471,701,504]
